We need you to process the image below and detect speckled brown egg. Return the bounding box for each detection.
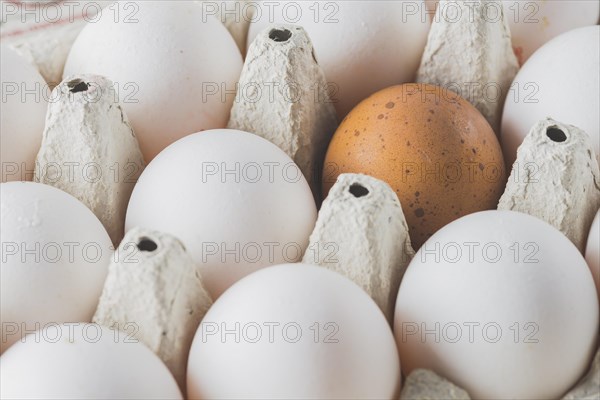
[322,83,506,249]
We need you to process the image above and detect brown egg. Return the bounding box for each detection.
[322,83,506,249]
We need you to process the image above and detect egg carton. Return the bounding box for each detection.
[1,1,599,399]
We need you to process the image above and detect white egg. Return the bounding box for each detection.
[63,2,243,161]
[187,263,400,399]
[585,210,600,304]
[501,26,600,167]
[504,0,599,64]
[1,46,48,182]
[0,323,182,399]
[246,0,431,118]
[0,182,112,353]
[125,129,317,299]
[394,210,598,400]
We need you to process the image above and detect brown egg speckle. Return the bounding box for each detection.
[322,83,506,249]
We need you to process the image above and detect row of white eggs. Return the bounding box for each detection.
[1,129,599,399]
[0,1,599,399]
[2,1,599,177]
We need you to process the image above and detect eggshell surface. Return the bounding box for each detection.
[63,2,243,161]
[0,324,182,399]
[0,182,112,353]
[247,1,431,118]
[187,263,400,399]
[323,83,506,249]
[585,210,600,304]
[1,46,48,182]
[501,26,600,167]
[125,129,317,299]
[394,210,599,400]
[504,0,600,64]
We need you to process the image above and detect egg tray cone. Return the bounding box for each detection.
[2,1,599,399]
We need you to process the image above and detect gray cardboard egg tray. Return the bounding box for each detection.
[1,1,598,399]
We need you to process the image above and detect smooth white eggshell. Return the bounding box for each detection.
[63,2,243,161]
[125,129,317,299]
[1,182,112,353]
[0,324,182,399]
[394,210,598,400]
[585,210,600,304]
[247,0,431,118]
[501,26,600,167]
[187,263,401,399]
[1,46,48,182]
[504,0,600,64]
